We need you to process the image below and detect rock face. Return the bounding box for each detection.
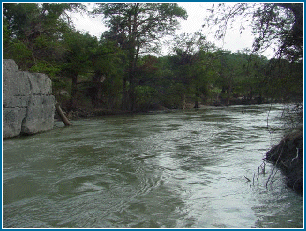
[3,59,55,138]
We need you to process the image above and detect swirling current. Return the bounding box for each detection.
[3,104,303,228]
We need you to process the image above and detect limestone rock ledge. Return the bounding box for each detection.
[3,59,55,138]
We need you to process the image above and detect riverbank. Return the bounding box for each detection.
[265,126,303,194]
[56,101,249,121]
[57,98,292,121]
[56,104,191,121]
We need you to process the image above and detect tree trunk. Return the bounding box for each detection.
[121,77,130,111]
[92,71,103,108]
[194,100,199,109]
[194,90,199,108]
[69,74,78,111]
[55,103,72,126]
[126,4,140,112]
[182,93,186,109]
[227,85,231,106]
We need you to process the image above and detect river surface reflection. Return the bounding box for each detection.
[3,104,303,228]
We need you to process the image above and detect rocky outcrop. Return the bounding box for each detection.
[3,59,55,138]
[265,126,303,194]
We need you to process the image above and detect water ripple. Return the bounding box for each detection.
[3,104,303,228]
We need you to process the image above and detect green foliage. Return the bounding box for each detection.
[3,3,302,113]
[60,31,99,110]
[3,3,83,69]
[135,86,159,111]
[88,39,126,109]
[92,39,126,77]
[61,31,98,75]
[92,3,187,111]
[264,59,303,102]
[169,32,221,106]
[6,40,33,69]
[29,61,61,77]
[101,73,123,110]
[204,3,303,62]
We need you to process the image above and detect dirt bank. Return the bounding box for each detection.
[265,126,303,194]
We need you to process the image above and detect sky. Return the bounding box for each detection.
[70,2,273,58]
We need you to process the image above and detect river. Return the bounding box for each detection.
[3,104,303,228]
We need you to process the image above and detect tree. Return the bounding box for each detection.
[61,31,98,110]
[3,3,86,71]
[92,3,187,111]
[192,49,220,107]
[90,39,126,109]
[237,52,268,103]
[264,58,303,102]
[204,3,303,63]
[170,32,218,108]
[217,51,239,105]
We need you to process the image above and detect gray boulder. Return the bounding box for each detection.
[3,59,55,138]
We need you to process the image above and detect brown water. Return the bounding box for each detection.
[3,104,303,228]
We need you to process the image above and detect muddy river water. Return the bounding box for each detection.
[3,104,303,228]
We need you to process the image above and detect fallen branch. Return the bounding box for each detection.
[55,102,72,126]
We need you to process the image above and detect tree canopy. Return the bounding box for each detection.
[2,3,303,115]
[204,3,303,62]
[3,3,85,71]
[92,3,187,111]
